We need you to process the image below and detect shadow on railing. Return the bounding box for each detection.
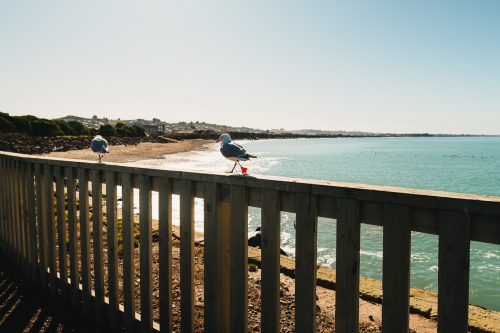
[1,151,499,332]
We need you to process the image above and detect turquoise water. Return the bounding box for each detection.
[241,137,500,311]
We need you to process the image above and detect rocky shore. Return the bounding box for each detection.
[0,130,345,155]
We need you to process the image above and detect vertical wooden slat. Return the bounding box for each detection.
[438,210,470,333]
[382,204,412,332]
[0,160,4,250]
[27,163,38,283]
[121,173,136,332]
[55,166,68,296]
[92,169,104,322]
[21,162,31,275]
[158,177,173,333]
[261,189,281,333]
[79,168,91,314]
[181,180,195,333]
[295,192,318,333]
[18,162,27,272]
[106,170,119,331]
[336,198,361,333]
[44,164,57,293]
[35,163,48,288]
[13,161,21,264]
[229,185,248,333]
[139,174,153,332]
[66,167,79,306]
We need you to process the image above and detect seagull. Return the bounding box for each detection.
[91,135,109,163]
[216,133,257,174]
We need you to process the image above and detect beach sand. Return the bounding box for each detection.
[41,139,214,163]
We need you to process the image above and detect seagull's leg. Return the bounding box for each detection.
[238,161,248,174]
[98,154,102,163]
[230,162,237,173]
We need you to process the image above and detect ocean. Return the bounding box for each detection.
[131,136,500,311]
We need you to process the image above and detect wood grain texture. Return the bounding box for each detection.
[91,169,104,321]
[35,163,48,288]
[106,170,119,331]
[261,189,281,333]
[139,174,153,332]
[230,185,248,333]
[438,210,471,333]
[295,192,318,333]
[26,163,38,283]
[66,166,79,307]
[44,164,56,293]
[121,172,136,332]
[181,180,195,333]
[78,168,91,314]
[158,177,173,333]
[382,204,412,333]
[55,166,68,296]
[336,198,361,333]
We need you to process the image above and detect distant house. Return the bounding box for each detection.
[142,123,167,135]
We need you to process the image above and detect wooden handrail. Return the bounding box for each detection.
[0,151,499,333]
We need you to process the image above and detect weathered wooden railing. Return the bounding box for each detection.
[0,151,499,333]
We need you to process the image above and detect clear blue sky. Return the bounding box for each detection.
[1,1,499,134]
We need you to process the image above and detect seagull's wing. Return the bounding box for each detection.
[91,137,109,154]
[221,142,247,158]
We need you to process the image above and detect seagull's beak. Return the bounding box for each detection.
[216,139,220,143]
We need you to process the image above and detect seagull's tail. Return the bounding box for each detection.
[246,154,257,159]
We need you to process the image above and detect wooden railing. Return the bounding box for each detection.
[0,151,499,333]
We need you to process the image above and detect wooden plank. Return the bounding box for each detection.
[158,177,173,333]
[0,160,4,251]
[229,185,248,333]
[295,192,318,333]
[335,198,361,333]
[260,189,281,333]
[181,180,194,333]
[382,204,412,333]
[66,167,79,306]
[26,163,38,283]
[438,210,470,333]
[106,170,119,331]
[44,164,57,293]
[18,162,27,272]
[21,162,31,275]
[35,163,48,288]
[79,168,91,314]
[92,169,104,322]
[55,166,68,296]
[139,174,153,332]
[121,172,136,332]
[13,161,21,265]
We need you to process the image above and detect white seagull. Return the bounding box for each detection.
[216,133,257,174]
[90,135,109,163]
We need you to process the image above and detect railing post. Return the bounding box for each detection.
[158,177,173,333]
[336,197,361,333]
[91,169,104,321]
[230,185,248,333]
[204,182,231,333]
[261,189,281,333]
[55,166,68,298]
[45,164,57,293]
[26,163,38,283]
[121,172,136,332]
[66,166,79,307]
[382,204,412,332]
[79,168,92,314]
[35,163,48,288]
[438,210,470,333]
[295,192,318,333]
[106,170,120,331]
[139,174,153,332]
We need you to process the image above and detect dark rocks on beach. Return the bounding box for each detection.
[248,227,288,256]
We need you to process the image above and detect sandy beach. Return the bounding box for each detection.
[41,139,214,163]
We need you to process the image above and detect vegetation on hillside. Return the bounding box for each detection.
[0,112,145,137]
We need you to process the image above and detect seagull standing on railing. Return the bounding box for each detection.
[216,133,257,175]
[91,135,109,163]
